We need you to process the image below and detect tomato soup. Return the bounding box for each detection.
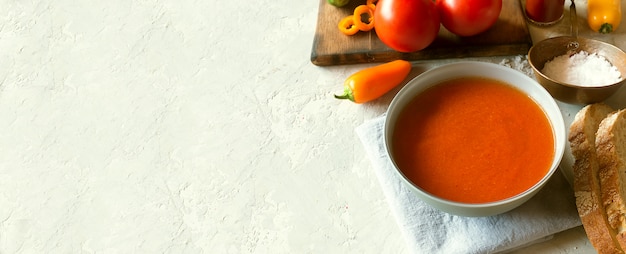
[392,77,555,203]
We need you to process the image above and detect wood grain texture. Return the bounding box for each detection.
[311,0,532,66]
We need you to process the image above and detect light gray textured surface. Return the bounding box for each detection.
[1,0,623,253]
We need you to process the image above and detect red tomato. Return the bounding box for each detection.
[437,0,502,37]
[374,0,440,52]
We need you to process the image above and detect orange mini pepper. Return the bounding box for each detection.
[338,15,359,35]
[334,60,412,103]
[353,5,375,31]
[366,0,378,11]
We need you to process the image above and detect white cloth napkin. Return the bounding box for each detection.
[356,115,582,254]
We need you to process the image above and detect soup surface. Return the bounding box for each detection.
[392,77,554,203]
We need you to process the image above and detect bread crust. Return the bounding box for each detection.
[597,109,626,251]
[570,103,623,253]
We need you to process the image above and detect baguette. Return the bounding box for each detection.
[570,103,623,253]
[597,109,626,250]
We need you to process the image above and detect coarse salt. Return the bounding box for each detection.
[541,50,622,87]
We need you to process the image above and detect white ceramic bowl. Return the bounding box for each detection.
[384,61,566,217]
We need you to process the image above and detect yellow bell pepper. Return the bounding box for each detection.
[587,0,621,33]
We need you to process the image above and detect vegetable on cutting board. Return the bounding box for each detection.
[366,0,378,10]
[338,4,376,35]
[374,0,440,52]
[353,5,375,31]
[334,60,411,103]
[338,15,360,35]
[587,0,621,33]
[437,0,502,37]
[327,0,350,7]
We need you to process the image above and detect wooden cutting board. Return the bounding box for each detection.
[311,0,532,66]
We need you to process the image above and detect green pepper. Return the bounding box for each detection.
[327,0,350,7]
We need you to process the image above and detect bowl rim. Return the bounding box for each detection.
[383,61,566,211]
[527,35,626,89]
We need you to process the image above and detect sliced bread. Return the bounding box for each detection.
[569,103,623,253]
[597,109,626,250]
